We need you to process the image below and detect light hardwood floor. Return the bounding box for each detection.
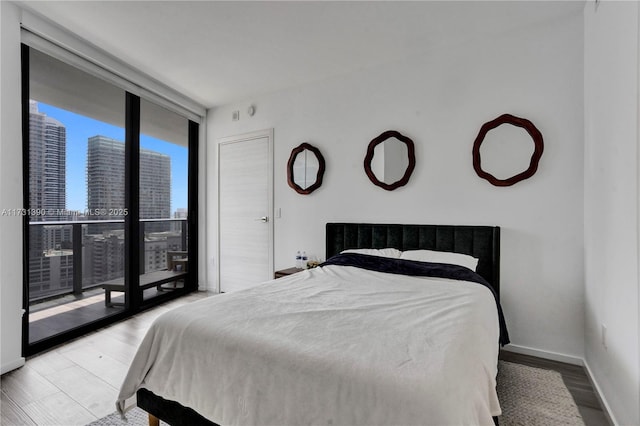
[1,291,210,426]
[3,291,610,426]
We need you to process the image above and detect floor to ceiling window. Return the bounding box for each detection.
[138,99,190,305]
[22,43,199,356]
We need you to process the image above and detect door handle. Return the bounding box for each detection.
[256,216,269,223]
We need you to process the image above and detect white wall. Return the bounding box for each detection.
[207,11,586,359]
[584,1,640,425]
[0,1,26,373]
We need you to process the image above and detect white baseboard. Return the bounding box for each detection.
[207,281,219,293]
[502,343,584,366]
[1,357,25,375]
[583,360,618,426]
[197,280,209,291]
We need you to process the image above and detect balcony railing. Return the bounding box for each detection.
[28,218,187,304]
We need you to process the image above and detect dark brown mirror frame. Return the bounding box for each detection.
[472,114,544,187]
[287,142,326,195]
[364,130,416,191]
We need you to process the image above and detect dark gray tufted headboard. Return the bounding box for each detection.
[326,223,501,296]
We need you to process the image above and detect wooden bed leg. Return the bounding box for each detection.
[149,413,160,426]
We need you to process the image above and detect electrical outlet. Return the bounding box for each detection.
[232,110,240,121]
[601,324,607,350]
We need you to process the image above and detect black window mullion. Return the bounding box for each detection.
[21,44,31,356]
[187,120,199,291]
[125,92,141,309]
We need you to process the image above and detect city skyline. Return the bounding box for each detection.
[36,101,188,213]
[27,103,188,300]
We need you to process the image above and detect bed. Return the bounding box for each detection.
[118,223,508,426]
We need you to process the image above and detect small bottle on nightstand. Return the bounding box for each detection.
[295,251,302,268]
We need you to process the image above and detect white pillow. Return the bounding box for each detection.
[341,248,402,259]
[400,249,479,271]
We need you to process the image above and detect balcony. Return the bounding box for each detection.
[28,218,188,344]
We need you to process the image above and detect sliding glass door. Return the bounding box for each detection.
[22,44,198,355]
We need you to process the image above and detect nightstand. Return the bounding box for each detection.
[274,267,304,279]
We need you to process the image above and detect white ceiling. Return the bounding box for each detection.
[17,1,585,109]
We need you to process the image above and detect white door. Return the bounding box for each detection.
[218,130,273,292]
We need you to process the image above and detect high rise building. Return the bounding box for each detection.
[28,101,73,300]
[139,149,171,221]
[87,135,125,220]
[172,207,188,232]
[87,135,171,220]
[28,100,66,222]
[83,231,126,285]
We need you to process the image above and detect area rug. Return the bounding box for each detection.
[497,361,584,426]
[87,361,584,426]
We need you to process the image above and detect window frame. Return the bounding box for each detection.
[21,40,201,356]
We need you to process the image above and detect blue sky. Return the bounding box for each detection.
[37,102,188,214]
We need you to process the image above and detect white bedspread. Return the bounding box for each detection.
[117,265,501,426]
